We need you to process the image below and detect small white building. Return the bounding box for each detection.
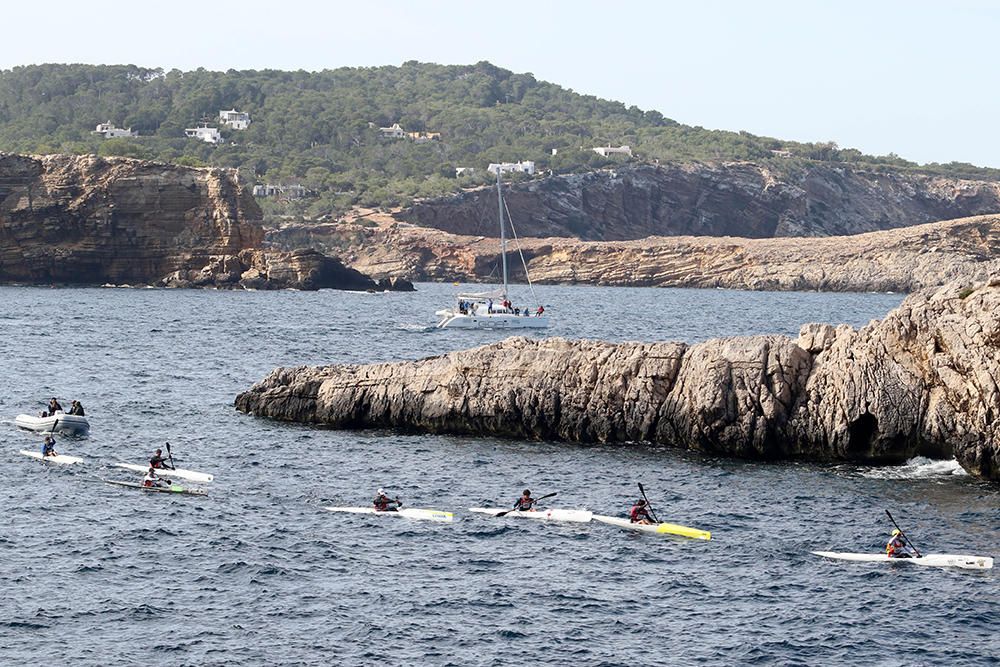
[770,149,793,158]
[487,161,536,176]
[455,167,475,177]
[93,122,137,138]
[219,109,251,130]
[592,144,633,158]
[380,123,407,139]
[252,184,308,199]
[185,125,222,144]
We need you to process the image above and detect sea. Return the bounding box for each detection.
[1,283,996,666]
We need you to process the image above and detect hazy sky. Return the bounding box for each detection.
[5,0,998,167]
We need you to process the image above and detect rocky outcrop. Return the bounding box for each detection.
[0,153,409,290]
[236,280,1000,480]
[271,213,1000,293]
[401,163,1000,240]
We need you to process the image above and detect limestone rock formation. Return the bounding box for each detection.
[236,280,1000,480]
[0,153,408,290]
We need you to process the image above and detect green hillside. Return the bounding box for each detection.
[0,61,996,217]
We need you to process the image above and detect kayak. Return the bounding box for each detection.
[104,479,207,496]
[592,514,712,540]
[469,507,593,523]
[14,412,90,436]
[812,551,993,570]
[113,462,214,483]
[18,449,84,465]
[323,506,454,523]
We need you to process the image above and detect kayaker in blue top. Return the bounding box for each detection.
[373,488,402,512]
[886,529,914,558]
[629,499,654,525]
[513,489,536,511]
[41,435,57,457]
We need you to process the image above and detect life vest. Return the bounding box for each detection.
[886,536,905,556]
[514,497,535,510]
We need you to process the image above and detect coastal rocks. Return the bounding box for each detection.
[235,280,1000,480]
[0,152,403,291]
[400,163,1000,241]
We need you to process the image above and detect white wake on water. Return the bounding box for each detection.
[860,456,968,479]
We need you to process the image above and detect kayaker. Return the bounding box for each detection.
[47,397,63,416]
[886,529,914,558]
[143,467,170,488]
[69,400,85,416]
[629,499,655,525]
[149,448,174,470]
[512,489,537,511]
[373,488,402,512]
[41,435,57,457]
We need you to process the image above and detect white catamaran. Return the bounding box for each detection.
[436,171,550,329]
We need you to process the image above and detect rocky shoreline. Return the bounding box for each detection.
[236,279,1000,481]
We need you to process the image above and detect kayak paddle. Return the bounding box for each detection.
[638,483,661,523]
[885,509,921,557]
[495,491,557,517]
[166,442,177,470]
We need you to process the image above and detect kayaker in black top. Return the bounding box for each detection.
[47,398,63,416]
[629,499,654,525]
[69,400,85,416]
[513,489,536,511]
[41,435,57,457]
[149,448,174,470]
[373,488,401,512]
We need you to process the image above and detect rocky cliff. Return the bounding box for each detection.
[271,213,1000,293]
[0,153,409,290]
[236,279,1000,480]
[401,162,1000,240]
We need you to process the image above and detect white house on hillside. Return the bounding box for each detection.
[93,122,137,138]
[380,123,407,139]
[185,125,222,144]
[592,144,632,158]
[219,109,251,130]
[487,161,536,176]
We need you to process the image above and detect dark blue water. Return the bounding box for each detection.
[1,283,997,666]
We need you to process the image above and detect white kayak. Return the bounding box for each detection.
[14,412,90,436]
[323,506,454,523]
[592,514,712,540]
[104,479,207,496]
[812,551,993,570]
[19,449,84,465]
[113,463,214,483]
[469,507,593,523]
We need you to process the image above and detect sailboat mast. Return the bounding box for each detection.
[497,169,508,300]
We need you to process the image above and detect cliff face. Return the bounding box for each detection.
[236,279,1000,480]
[0,153,409,290]
[271,214,1000,293]
[400,163,1000,240]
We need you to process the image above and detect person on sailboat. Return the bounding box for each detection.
[512,489,537,511]
[149,447,174,470]
[41,435,57,457]
[143,467,170,488]
[629,499,655,525]
[886,529,914,558]
[373,488,402,512]
[535,305,545,317]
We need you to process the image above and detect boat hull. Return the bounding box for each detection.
[104,479,206,496]
[19,450,84,465]
[323,506,454,523]
[812,551,993,570]
[592,514,711,540]
[114,463,214,483]
[437,312,549,329]
[469,507,592,523]
[14,412,90,436]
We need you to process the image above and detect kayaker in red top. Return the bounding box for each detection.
[373,488,402,512]
[512,489,537,511]
[629,499,654,525]
[886,529,913,558]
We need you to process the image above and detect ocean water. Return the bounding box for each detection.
[1,283,996,666]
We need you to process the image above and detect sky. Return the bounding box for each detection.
[4,0,998,167]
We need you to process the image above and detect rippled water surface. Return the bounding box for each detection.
[1,283,997,666]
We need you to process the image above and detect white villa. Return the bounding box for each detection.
[93,122,137,138]
[592,144,633,158]
[184,125,222,144]
[487,161,536,176]
[455,167,476,177]
[219,109,251,130]
[252,184,308,199]
[379,123,407,139]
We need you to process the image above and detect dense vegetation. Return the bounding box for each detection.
[1,61,998,217]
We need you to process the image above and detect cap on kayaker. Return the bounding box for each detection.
[891,529,901,536]
[377,488,384,495]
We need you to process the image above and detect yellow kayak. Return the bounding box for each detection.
[593,514,711,540]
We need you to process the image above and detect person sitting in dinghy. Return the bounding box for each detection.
[47,397,63,416]
[373,488,402,512]
[41,435,57,458]
[886,529,914,558]
[512,489,537,511]
[629,499,654,525]
[149,448,174,470]
[143,467,170,489]
[69,400,85,416]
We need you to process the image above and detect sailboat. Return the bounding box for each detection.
[435,170,550,329]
